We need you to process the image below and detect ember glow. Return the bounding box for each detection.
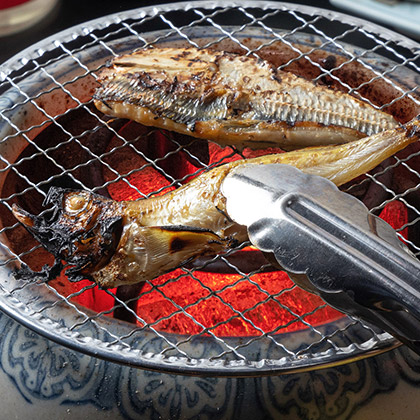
[135,267,343,336]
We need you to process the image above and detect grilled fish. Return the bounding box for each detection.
[12,118,420,288]
[94,47,398,151]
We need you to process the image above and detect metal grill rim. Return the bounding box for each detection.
[0,1,418,375]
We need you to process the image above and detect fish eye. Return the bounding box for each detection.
[65,193,90,214]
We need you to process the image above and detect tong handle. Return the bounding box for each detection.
[286,194,420,306]
[222,163,420,354]
[250,194,420,345]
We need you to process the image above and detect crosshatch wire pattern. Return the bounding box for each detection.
[0,1,419,374]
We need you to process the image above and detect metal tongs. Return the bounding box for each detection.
[222,164,420,355]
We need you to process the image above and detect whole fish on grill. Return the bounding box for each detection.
[12,118,420,288]
[94,47,398,151]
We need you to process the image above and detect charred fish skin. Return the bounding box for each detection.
[12,188,124,278]
[12,118,420,288]
[94,47,398,150]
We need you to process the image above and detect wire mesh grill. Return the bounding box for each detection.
[0,1,419,375]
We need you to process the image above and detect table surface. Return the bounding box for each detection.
[0,0,410,65]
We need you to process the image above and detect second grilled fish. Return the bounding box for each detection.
[12,118,420,288]
[94,47,398,150]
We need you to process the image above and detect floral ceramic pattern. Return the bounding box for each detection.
[1,310,420,419]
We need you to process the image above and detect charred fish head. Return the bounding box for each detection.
[12,187,123,279]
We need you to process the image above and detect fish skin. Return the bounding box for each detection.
[12,118,420,288]
[94,47,398,150]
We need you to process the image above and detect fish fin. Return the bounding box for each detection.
[92,224,228,287]
[145,226,225,257]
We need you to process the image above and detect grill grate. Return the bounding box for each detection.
[0,1,419,375]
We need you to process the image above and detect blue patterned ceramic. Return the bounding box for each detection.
[0,310,420,419]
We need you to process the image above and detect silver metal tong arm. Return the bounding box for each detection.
[222,163,420,354]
